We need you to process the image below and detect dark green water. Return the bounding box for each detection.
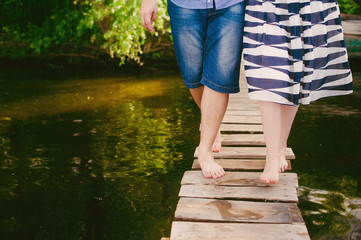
[0,61,360,240]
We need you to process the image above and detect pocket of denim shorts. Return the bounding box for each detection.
[224,2,245,22]
[167,0,177,10]
[228,2,245,16]
[167,0,203,21]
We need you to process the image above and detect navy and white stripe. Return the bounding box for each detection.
[243,0,353,105]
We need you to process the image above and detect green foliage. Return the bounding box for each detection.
[0,1,91,52]
[0,0,170,65]
[1,0,358,65]
[338,0,361,15]
[85,0,170,65]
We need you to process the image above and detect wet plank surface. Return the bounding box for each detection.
[175,198,304,223]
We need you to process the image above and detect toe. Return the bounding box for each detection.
[261,179,269,184]
[212,145,221,153]
[271,179,278,184]
[259,176,266,184]
[212,172,219,179]
[216,169,224,177]
[203,171,212,179]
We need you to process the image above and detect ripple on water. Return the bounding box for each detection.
[299,186,361,239]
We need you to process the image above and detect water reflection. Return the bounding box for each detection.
[292,69,361,239]
[1,77,172,118]
[0,63,360,239]
[299,186,361,239]
[0,67,200,240]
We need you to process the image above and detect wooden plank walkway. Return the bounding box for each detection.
[162,76,310,239]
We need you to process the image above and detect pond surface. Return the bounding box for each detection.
[0,60,360,240]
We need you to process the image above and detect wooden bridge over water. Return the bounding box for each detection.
[161,75,311,240]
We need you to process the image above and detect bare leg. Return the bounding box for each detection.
[189,86,204,107]
[190,87,222,152]
[279,105,299,172]
[198,86,228,179]
[259,101,282,184]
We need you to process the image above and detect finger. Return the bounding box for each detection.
[144,15,153,32]
[140,10,152,32]
[140,13,145,29]
[151,10,158,23]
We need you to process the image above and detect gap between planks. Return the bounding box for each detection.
[220,123,263,133]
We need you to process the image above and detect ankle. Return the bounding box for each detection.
[278,147,286,156]
[198,145,212,154]
[198,143,212,149]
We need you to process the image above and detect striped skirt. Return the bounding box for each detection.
[243,0,353,105]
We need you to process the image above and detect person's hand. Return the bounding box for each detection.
[140,0,158,33]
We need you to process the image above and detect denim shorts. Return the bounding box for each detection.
[167,0,245,93]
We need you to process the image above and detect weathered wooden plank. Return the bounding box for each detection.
[228,95,249,100]
[224,110,261,116]
[221,134,265,145]
[229,92,249,96]
[224,106,260,111]
[194,147,295,159]
[161,238,170,240]
[170,222,310,240]
[222,115,262,124]
[229,98,250,101]
[192,159,292,171]
[179,185,299,202]
[342,20,361,36]
[227,103,259,110]
[175,198,304,223]
[181,171,298,188]
[229,94,250,100]
[220,124,263,133]
[228,99,258,105]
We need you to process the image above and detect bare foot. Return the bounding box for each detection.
[198,147,225,179]
[212,131,222,153]
[279,156,288,173]
[260,156,280,184]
